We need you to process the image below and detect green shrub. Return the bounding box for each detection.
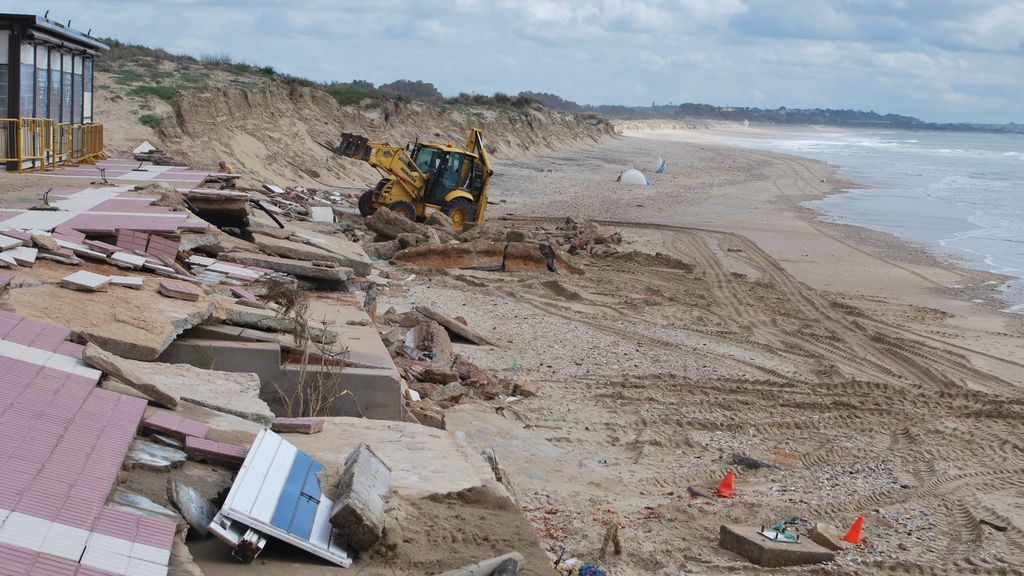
[328,87,380,106]
[131,85,179,101]
[138,114,162,129]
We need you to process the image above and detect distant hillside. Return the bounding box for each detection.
[519,91,1023,134]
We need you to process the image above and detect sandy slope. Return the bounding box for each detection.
[381,128,1024,574]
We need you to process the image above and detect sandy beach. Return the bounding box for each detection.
[380,126,1024,574]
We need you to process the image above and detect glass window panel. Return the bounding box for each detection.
[62,72,72,121]
[49,68,60,121]
[73,73,83,123]
[20,63,34,118]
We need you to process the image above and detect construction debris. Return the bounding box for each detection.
[436,552,525,576]
[416,305,497,346]
[328,442,392,551]
[61,270,111,291]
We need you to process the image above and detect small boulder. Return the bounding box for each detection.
[425,211,455,232]
[364,240,402,260]
[365,207,425,239]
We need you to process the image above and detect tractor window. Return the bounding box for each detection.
[438,154,464,192]
[414,147,442,174]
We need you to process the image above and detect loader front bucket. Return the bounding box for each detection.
[332,133,371,161]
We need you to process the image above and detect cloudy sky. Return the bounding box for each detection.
[11,0,1024,123]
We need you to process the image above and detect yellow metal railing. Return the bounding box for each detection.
[0,118,104,172]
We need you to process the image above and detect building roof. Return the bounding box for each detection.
[0,13,108,55]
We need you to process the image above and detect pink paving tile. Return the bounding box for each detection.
[183,436,247,465]
[157,281,200,302]
[29,554,79,576]
[52,226,86,243]
[142,411,210,440]
[230,287,258,301]
[2,229,32,246]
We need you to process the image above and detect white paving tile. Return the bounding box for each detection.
[0,512,50,551]
[130,542,171,565]
[111,276,145,289]
[110,252,148,269]
[62,270,111,291]
[126,557,169,576]
[81,545,131,575]
[39,522,90,560]
[0,235,23,250]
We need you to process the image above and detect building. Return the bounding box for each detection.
[0,13,107,171]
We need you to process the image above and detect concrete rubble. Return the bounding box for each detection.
[0,169,602,576]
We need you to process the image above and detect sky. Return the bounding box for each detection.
[9,0,1024,123]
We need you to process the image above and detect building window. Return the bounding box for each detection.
[35,45,48,120]
[19,63,34,118]
[73,56,83,124]
[83,59,93,123]
[49,52,61,121]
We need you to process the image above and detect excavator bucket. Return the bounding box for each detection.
[331,133,372,161]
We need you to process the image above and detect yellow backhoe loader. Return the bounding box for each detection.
[323,128,493,229]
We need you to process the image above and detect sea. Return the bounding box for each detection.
[725,129,1024,312]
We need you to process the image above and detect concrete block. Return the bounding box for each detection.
[126,440,188,471]
[269,364,403,421]
[719,525,835,568]
[309,206,334,222]
[223,251,353,282]
[329,443,391,551]
[8,246,37,267]
[184,436,247,465]
[156,338,281,387]
[110,252,147,269]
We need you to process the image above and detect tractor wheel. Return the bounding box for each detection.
[388,200,417,221]
[441,198,476,229]
[357,189,377,217]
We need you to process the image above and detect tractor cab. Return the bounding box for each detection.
[411,143,482,207]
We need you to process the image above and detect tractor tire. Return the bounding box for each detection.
[441,198,477,229]
[357,189,377,217]
[388,200,417,221]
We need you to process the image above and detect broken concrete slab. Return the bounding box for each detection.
[222,302,337,345]
[185,323,281,344]
[271,417,325,434]
[291,230,372,276]
[254,232,371,276]
[436,552,525,576]
[393,240,504,271]
[502,242,549,273]
[84,343,274,424]
[31,233,60,252]
[365,206,425,239]
[125,439,188,472]
[167,479,217,538]
[290,417,501,499]
[415,305,497,346]
[414,319,453,367]
[328,443,391,551]
[61,270,110,292]
[719,525,835,568]
[159,280,201,301]
[149,433,184,449]
[309,206,335,223]
[0,234,22,250]
[272,364,402,421]
[223,252,353,282]
[810,523,851,552]
[156,338,281,388]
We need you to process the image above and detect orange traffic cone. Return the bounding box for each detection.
[840,516,864,545]
[715,470,735,498]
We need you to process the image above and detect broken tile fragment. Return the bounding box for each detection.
[184,436,247,465]
[61,270,111,292]
[0,273,13,289]
[110,276,144,289]
[271,417,325,434]
[8,246,37,267]
[158,281,200,301]
[110,251,148,269]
